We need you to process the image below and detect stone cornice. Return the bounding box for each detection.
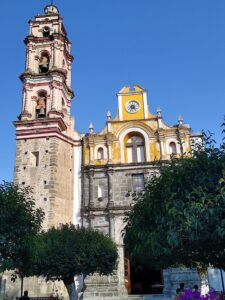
[20,71,74,98]
[24,34,72,57]
[82,161,162,171]
[13,117,67,132]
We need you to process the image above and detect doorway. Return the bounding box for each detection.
[124,257,163,295]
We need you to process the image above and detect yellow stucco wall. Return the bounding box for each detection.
[82,86,192,166]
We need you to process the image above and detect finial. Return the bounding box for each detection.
[178,115,183,125]
[89,122,94,134]
[107,111,111,121]
[156,107,162,117]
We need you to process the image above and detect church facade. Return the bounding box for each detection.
[3,4,201,300]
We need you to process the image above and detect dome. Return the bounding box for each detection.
[44,5,59,15]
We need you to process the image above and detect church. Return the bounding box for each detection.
[5,4,202,300]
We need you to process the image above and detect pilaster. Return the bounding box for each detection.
[88,168,94,208]
[107,167,114,207]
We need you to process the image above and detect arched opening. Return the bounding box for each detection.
[39,51,49,73]
[125,133,145,163]
[43,26,50,37]
[169,142,177,155]
[97,147,104,160]
[36,90,47,118]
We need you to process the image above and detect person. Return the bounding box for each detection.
[180,283,185,292]
[175,283,185,300]
[192,284,200,299]
[176,288,181,294]
[20,290,30,300]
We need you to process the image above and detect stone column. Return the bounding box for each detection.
[52,43,56,69]
[54,46,61,69]
[30,48,36,72]
[89,169,94,208]
[26,46,30,71]
[107,167,114,207]
[177,130,186,156]
[109,213,115,239]
[117,244,127,295]
[107,143,112,163]
[89,213,95,228]
[51,85,56,111]
[23,87,28,113]
[89,142,94,164]
[158,133,166,160]
[67,63,72,86]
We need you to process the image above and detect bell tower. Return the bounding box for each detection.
[19,4,73,121]
[13,5,79,229]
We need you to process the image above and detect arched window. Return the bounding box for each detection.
[169,142,177,155]
[39,51,49,73]
[97,147,104,160]
[36,90,47,118]
[126,135,145,163]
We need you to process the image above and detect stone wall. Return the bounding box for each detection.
[163,268,200,296]
[14,136,74,229]
[0,271,68,300]
[81,163,158,298]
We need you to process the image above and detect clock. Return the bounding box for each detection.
[126,100,140,113]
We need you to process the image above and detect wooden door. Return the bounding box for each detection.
[124,257,131,294]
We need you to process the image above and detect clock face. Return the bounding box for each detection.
[126,100,140,113]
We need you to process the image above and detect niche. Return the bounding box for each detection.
[36,90,47,118]
[97,147,104,160]
[169,142,177,155]
[31,152,39,167]
[39,51,49,73]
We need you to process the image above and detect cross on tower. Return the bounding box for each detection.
[126,136,144,163]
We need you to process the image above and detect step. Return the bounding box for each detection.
[83,294,172,300]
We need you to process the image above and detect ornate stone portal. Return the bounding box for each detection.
[2,4,202,300]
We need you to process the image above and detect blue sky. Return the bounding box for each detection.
[1,0,225,182]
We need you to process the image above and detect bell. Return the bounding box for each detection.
[40,65,49,73]
[38,108,46,117]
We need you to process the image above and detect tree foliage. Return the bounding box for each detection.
[33,224,118,300]
[0,182,44,273]
[124,128,225,271]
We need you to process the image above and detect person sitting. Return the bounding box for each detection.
[20,290,30,300]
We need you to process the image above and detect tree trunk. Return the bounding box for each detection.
[20,273,24,297]
[64,281,78,300]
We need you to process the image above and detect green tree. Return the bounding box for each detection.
[124,130,225,272]
[0,182,44,294]
[33,224,118,300]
